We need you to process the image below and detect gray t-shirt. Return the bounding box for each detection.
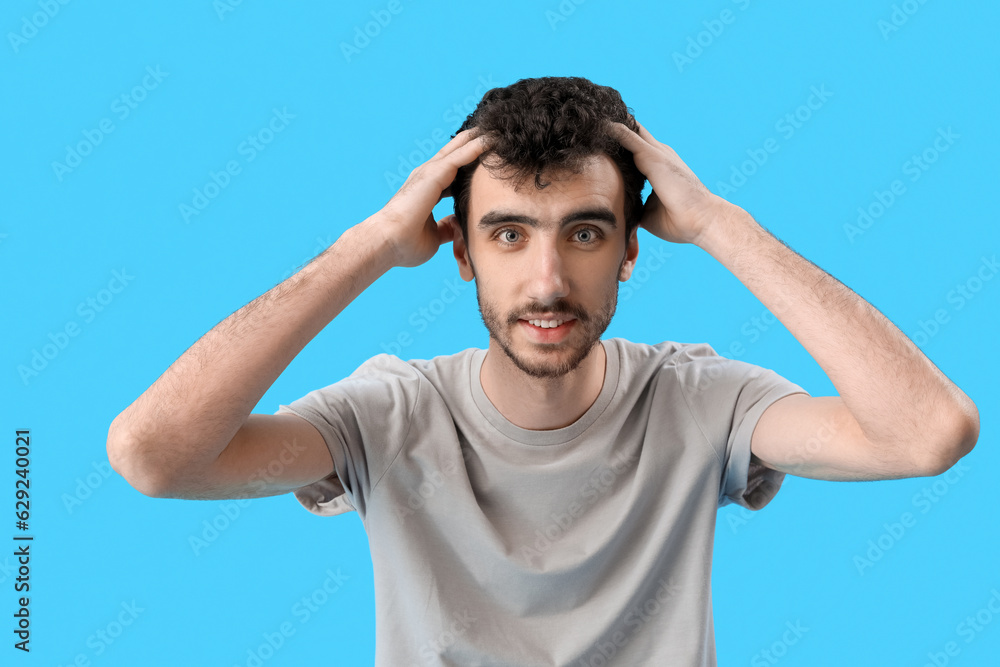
[276,337,809,666]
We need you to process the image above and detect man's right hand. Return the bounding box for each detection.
[375,128,490,268]
[108,129,490,500]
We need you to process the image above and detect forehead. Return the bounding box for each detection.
[468,153,625,230]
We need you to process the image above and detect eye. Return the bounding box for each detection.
[495,228,521,246]
[574,227,602,244]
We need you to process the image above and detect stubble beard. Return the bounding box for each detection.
[476,280,619,380]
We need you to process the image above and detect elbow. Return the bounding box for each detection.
[920,400,980,477]
[106,418,177,499]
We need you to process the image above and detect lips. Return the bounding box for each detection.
[518,318,577,342]
[520,313,576,321]
[515,306,582,341]
[525,318,570,328]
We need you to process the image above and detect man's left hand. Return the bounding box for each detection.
[606,120,731,246]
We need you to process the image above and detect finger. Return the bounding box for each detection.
[438,132,490,171]
[432,126,486,161]
[629,119,686,165]
[421,134,490,205]
[639,191,665,231]
[436,215,457,244]
[631,119,662,147]
[643,190,663,213]
[605,121,649,155]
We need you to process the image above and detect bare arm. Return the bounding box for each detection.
[699,207,978,479]
[108,128,489,498]
[607,119,978,480]
[107,219,395,497]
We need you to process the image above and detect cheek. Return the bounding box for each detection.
[576,255,623,283]
[474,275,509,306]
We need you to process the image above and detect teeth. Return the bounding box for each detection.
[528,319,565,328]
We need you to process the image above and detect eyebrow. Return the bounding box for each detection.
[476,206,618,231]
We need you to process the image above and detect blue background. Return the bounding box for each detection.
[3,1,997,665]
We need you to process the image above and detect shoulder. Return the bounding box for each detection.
[611,337,775,394]
[612,337,722,373]
[347,347,482,387]
[401,346,482,377]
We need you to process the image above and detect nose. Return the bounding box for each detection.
[526,238,569,306]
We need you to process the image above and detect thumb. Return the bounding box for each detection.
[436,215,457,244]
[639,191,662,228]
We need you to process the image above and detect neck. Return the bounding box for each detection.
[479,340,607,430]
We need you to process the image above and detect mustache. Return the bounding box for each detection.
[507,302,589,325]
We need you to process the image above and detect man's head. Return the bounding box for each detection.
[447,77,645,379]
[450,76,646,247]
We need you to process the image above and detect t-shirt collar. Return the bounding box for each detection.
[469,338,621,446]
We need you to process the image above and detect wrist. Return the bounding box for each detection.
[693,201,757,257]
[305,218,398,291]
[354,214,403,271]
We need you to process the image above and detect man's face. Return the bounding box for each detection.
[452,153,638,379]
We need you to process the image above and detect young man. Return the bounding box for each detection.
[107,77,978,665]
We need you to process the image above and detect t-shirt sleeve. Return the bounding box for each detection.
[673,342,810,511]
[273,354,421,519]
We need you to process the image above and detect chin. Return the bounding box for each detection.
[501,332,596,379]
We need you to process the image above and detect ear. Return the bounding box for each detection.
[448,217,476,282]
[618,226,639,282]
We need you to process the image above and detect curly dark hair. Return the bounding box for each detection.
[450,76,646,246]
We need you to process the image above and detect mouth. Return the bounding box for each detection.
[517,317,577,342]
[522,317,573,329]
